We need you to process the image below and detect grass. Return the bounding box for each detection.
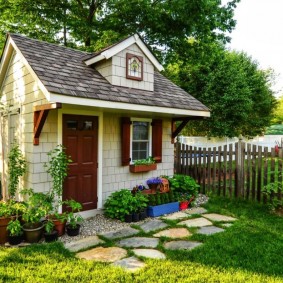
[1,197,283,282]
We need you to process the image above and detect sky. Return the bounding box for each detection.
[225,0,283,97]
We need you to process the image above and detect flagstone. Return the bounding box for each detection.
[178,217,213,227]
[117,237,159,248]
[76,247,127,262]
[99,227,140,240]
[186,207,208,215]
[64,236,104,252]
[132,249,166,259]
[139,219,168,233]
[164,240,202,250]
[203,213,237,222]
[197,226,225,235]
[153,228,191,238]
[112,256,146,272]
[162,211,190,220]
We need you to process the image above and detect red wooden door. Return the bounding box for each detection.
[63,114,98,211]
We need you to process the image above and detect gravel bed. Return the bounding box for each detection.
[59,194,209,244]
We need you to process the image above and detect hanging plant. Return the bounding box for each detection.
[8,142,27,198]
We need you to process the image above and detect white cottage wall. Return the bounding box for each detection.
[102,113,174,203]
[0,51,57,197]
[96,43,154,91]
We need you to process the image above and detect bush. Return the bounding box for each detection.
[104,189,148,221]
[168,174,200,198]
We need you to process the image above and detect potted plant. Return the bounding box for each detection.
[129,157,157,173]
[0,200,26,244]
[21,189,52,243]
[64,199,83,236]
[6,218,23,245]
[44,145,72,236]
[43,219,58,242]
[168,174,199,198]
[135,191,149,220]
[104,189,136,222]
[147,191,179,217]
[146,177,163,193]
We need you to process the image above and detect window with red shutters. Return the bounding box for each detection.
[121,117,163,166]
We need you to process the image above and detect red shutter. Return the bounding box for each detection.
[152,119,162,163]
[121,117,131,166]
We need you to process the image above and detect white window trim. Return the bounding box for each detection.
[130,117,152,164]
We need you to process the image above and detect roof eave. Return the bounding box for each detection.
[84,34,164,72]
[49,92,210,117]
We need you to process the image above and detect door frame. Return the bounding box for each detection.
[57,107,103,213]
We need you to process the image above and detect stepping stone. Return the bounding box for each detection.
[203,213,237,222]
[164,240,202,250]
[133,249,166,259]
[64,236,104,252]
[77,247,127,262]
[178,217,213,228]
[186,207,207,215]
[197,226,225,235]
[162,211,190,220]
[99,227,139,240]
[139,219,168,233]
[117,237,159,248]
[112,256,146,272]
[153,228,191,239]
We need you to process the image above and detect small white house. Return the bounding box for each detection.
[0,33,210,216]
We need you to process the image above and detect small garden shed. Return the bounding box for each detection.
[0,33,209,216]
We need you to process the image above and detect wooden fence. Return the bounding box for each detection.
[174,141,283,203]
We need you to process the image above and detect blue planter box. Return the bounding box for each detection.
[147,202,179,217]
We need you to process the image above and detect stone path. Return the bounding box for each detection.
[64,208,237,272]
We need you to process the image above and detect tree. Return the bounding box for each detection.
[165,41,277,138]
[0,0,240,52]
[272,96,283,124]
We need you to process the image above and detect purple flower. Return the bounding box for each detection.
[146,177,163,185]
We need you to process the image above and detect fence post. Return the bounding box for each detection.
[236,136,244,197]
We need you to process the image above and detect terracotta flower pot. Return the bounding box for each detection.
[52,218,66,237]
[0,217,12,244]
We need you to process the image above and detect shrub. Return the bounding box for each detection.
[168,174,199,198]
[104,189,148,221]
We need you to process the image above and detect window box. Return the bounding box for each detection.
[147,202,180,217]
[129,163,157,173]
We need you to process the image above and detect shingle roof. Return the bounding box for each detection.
[9,33,209,112]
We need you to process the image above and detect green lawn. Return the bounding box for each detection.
[1,197,283,282]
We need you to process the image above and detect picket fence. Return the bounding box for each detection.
[174,141,283,203]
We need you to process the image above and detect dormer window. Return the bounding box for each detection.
[126,53,143,81]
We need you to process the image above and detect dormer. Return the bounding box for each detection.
[84,34,163,91]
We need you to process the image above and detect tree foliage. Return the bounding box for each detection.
[166,41,277,138]
[1,0,275,138]
[0,0,239,52]
[272,96,283,124]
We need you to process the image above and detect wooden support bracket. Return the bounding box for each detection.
[171,116,205,144]
[33,103,62,145]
